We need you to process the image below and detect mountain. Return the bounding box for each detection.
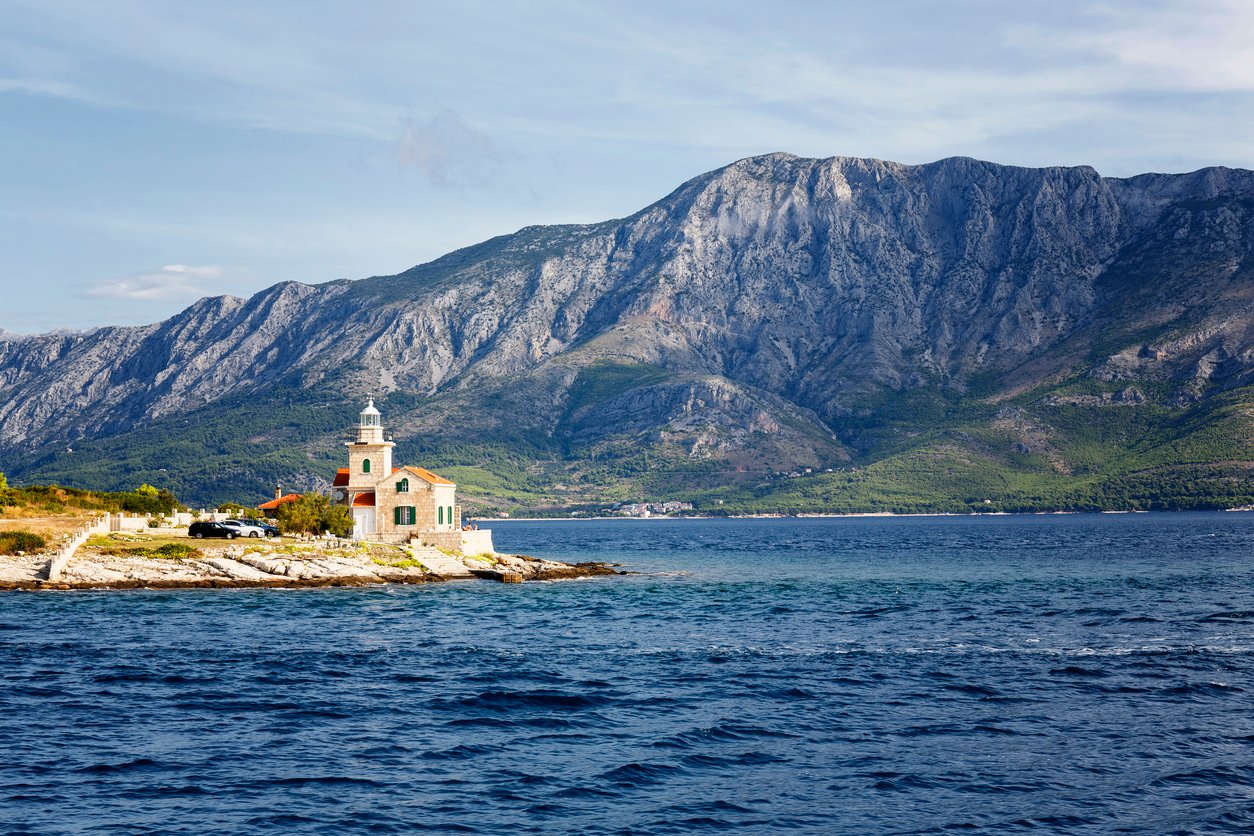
[2,153,1251,513]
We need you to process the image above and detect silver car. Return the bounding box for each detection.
[221,519,267,538]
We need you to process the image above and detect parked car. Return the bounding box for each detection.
[255,522,280,537]
[222,519,268,538]
[188,521,238,539]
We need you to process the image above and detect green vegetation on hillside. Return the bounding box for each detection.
[0,482,183,516]
[4,384,350,509]
[3,371,1250,516]
[686,384,1254,515]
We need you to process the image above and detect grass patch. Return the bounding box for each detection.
[371,556,426,570]
[85,534,202,559]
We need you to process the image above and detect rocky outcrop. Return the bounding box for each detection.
[0,540,616,590]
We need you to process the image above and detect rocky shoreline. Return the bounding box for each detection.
[0,538,618,591]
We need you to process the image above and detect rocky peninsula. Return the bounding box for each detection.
[0,531,616,591]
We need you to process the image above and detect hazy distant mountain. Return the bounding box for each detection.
[2,153,1251,512]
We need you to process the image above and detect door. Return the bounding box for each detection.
[352,508,376,539]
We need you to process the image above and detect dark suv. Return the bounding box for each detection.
[188,521,238,539]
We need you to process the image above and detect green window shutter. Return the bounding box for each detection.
[437,506,443,525]
[363,459,371,473]
[393,506,401,526]
[406,506,415,525]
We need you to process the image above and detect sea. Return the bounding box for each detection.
[2,512,1252,834]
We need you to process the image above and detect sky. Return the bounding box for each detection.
[2,0,1253,333]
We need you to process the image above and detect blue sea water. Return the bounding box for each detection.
[2,513,1253,835]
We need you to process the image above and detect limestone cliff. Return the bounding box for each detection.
[2,153,1251,509]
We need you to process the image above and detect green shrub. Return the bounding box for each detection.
[151,542,199,560]
[0,530,47,555]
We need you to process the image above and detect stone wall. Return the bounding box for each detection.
[410,530,462,550]
[460,528,495,556]
[171,512,230,526]
[347,442,393,491]
[374,480,458,542]
[108,513,151,532]
[46,514,109,581]
[409,528,495,556]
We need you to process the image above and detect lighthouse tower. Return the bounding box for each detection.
[345,397,394,496]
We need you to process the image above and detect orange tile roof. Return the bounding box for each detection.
[351,491,376,507]
[399,465,455,486]
[332,468,350,487]
[258,493,302,510]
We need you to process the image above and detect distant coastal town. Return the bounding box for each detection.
[573,501,696,518]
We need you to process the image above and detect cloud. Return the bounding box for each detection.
[1056,0,1254,93]
[394,110,500,189]
[82,264,228,301]
[0,76,101,103]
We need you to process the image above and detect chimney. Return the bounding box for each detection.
[274,485,282,500]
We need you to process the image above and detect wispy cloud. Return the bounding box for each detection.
[394,110,500,189]
[0,76,103,103]
[1053,0,1254,92]
[3,0,1254,334]
[4,0,1251,171]
[82,264,229,301]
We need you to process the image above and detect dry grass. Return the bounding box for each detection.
[0,514,93,543]
[86,532,197,550]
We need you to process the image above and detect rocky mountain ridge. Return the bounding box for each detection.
[2,153,1251,510]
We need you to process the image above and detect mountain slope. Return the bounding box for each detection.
[1,153,1251,511]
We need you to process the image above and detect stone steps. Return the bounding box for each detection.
[408,545,475,579]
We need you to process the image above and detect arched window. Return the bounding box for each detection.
[396,478,409,493]
[438,505,444,525]
[362,459,371,474]
[448,506,454,526]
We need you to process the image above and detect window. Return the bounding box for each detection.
[448,506,455,526]
[437,506,444,525]
[362,459,371,474]
[396,478,409,493]
[394,506,415,526]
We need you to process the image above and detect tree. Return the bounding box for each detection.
[156,488,182,514]
[217,501,262,519]
[117,485,182,515]
[274,494,353,537]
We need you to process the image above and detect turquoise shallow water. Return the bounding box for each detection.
[2,513,1253,834]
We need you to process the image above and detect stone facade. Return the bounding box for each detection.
[372,470,458,542]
